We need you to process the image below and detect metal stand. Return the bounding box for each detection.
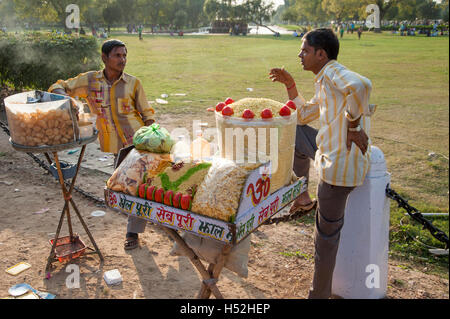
[9,133,104,274]
[45,145,104,272]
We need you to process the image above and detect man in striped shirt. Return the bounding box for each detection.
[49,39,155,251]
[270,28,374,299]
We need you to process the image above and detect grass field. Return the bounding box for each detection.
[97,31,450,274]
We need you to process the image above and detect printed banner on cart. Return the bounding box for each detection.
[105,176,306,244]
[234,176,307,242]
[105,189,234,243]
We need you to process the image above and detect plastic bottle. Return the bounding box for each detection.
[171,135,191,163]
[191,130,211,161]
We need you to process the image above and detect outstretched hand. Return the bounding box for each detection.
[347,129,369,155]
[269,68,295,88]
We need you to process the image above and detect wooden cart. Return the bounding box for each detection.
[105,159,307,299]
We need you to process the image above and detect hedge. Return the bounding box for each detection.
[0,32,101,90]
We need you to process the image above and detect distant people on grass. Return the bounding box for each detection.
[357,27,362,40]
[138,24,143,40]
[79,27,86,35]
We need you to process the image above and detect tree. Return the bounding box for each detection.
[13,0,99,27]
[282,7,299,24]
[321,0,360,23]
[103,3,122,29]
[293,0,327,24]
[116,0,138,24]
[174,9,188,29]
[186,0,208,27]
[416,0,441,20]
[442,0,449,22]
[0,0,18,27]
[245,0,275,25]
[136,0,164,26]
[203,0,220,20]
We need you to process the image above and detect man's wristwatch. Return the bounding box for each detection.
[348,125,361,132]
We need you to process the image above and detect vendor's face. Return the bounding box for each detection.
[298,39,322,73]
[103,46,127,73]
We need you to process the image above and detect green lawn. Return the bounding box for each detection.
[113,31,449,274]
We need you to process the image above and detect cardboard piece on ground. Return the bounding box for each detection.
[6,262,31,276]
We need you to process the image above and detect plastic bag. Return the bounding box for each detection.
[4,90,79,147]
[106,148,172,195]
[170,232,252,278]
[133,123,175,153]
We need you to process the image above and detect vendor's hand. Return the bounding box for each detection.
[269,68,295,89]
[347,129,369,155]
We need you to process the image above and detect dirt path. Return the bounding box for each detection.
[0,113,448,299]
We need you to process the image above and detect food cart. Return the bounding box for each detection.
[105,158,306,298]
[104,97,304,298]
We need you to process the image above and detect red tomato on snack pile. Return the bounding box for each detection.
[224,98,234,105]
[138,184,146,199]
[261,108,273,119]
[215,102,226,112]
[286,100,296,110]
[173,192,183,208]
[154,188,165,203]
[242,109,255,119]
[279,105,292,116]
[146,186,156,200]
[222,106,234,116]
[164,190,174,206]
[180,194,192,210]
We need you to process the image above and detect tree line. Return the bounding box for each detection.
[0,0,276,30]
[280,0,449,25]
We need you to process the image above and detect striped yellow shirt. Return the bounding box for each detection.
[49,70,155,154]
[293,60,375,187]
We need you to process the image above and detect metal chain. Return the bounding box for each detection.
[265,201,317,225]
[265,184,449,250]
[386,185,449,249]
[0,120,106,207]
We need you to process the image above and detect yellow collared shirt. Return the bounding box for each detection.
[293,60,375,187]
[49,70,155,154]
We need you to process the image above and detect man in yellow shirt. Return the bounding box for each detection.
[49,39,155,251]
[270,28,374,298]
